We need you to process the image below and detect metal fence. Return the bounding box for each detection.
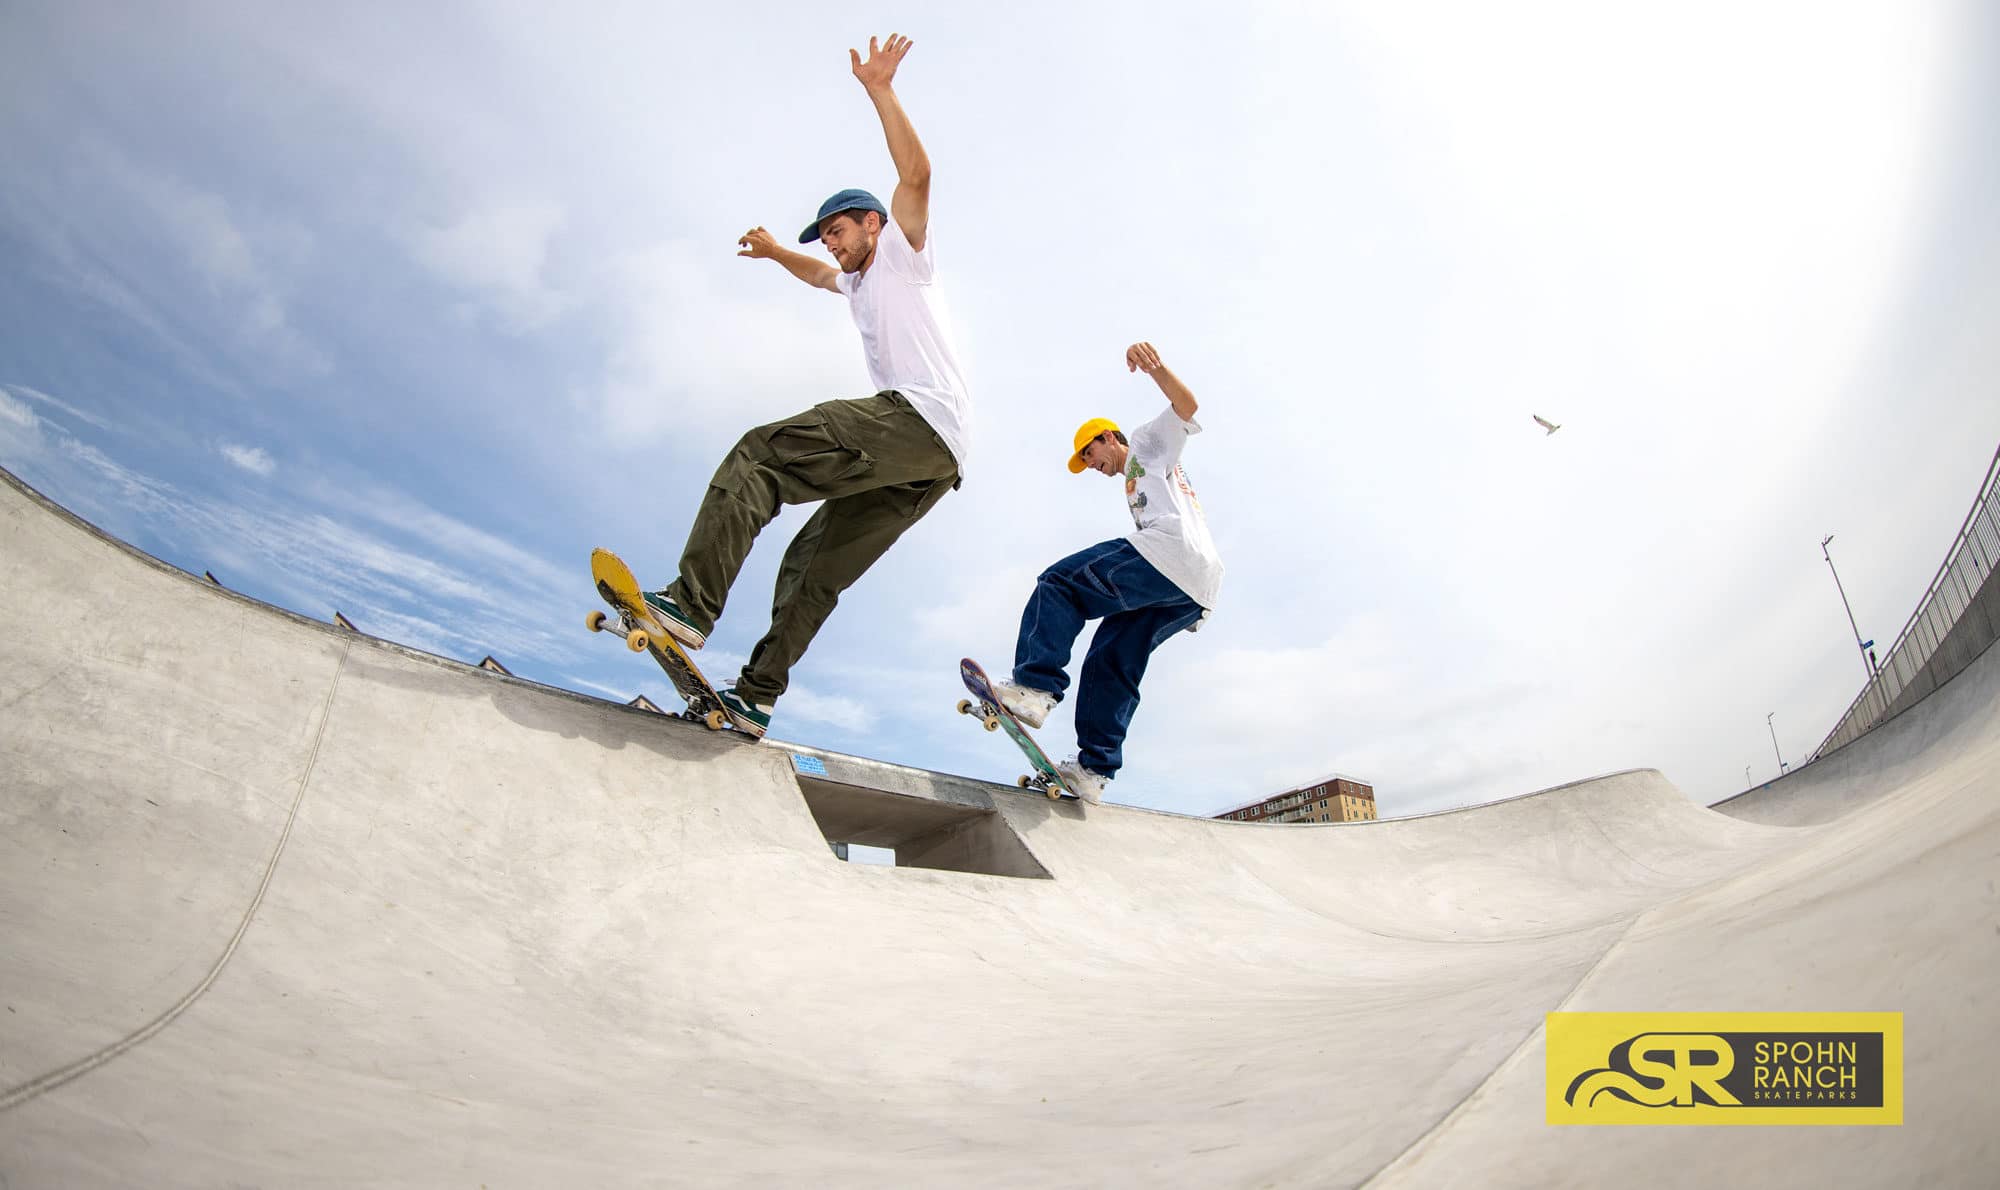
[1811,443,2000,760]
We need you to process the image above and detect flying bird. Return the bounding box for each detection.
[1532,414,1561,436]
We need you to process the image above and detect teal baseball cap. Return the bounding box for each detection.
[799,188,887,244]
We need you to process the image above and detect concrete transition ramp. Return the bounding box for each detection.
[1,465,1995,1187]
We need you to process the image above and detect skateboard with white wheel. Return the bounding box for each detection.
[957,657,1072,799]
[587,548,731,732]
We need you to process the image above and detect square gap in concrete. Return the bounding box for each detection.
[795,777,1052,879]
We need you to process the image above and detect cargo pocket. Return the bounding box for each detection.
[892,474,957,522]
[766,414,875,492]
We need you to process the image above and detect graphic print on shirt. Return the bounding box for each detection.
[1172,466,1203,514]
[1127,454,1206,528]
[1121,407,1223,610]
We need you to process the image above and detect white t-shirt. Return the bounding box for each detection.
[835,219,972,475]
[1122,407,1223,610]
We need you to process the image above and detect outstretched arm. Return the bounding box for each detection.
[851,34,931,251]
[738,226,841,293]
[1126,342,1198,420]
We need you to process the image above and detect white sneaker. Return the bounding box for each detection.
[1055,756,1108,805]
[991,678,1057,729]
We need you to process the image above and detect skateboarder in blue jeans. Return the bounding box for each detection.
[989,342,1223,803]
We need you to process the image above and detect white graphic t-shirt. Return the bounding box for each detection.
[834,219,972,475]
[1122,407,1223,610]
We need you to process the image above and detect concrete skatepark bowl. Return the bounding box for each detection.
[1,464,1995,1187]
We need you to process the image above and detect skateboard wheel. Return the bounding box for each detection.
[956,699,973,716]
[982,715,999,733]
[704,709,728,731]
[586,609,608,633]
[626,629,650,653]
[1016,775,1031,788]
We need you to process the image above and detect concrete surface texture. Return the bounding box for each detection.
[1,463,1994,1188]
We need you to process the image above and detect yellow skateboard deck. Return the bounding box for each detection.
[587,548,731,732]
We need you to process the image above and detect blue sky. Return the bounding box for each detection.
[4,1,1997,817]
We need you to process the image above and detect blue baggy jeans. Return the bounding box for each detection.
[1012,539,1204,778]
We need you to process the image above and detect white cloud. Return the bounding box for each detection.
[3,383,114,432]
[84,143,326,375]
[587,239,862,450]
[771,685,875,734]
[0,391,52,483]
[412,200,571,330]
[1330,1,1946,400]
[0,388,38,432]
[316,477,574,599]
[913,559,1044,649]
[218,442,275,476]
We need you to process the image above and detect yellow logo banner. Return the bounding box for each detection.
[1546,1012,1902,1125]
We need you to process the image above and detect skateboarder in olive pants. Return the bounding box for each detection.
[643,34,971,738]
[987,342,1223,803]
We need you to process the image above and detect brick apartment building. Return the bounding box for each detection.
[1215,776,1377,824]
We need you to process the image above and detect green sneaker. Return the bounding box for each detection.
[718,687,772,738]
[641,588,707,650]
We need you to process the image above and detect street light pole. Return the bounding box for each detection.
[1767,713,1788,775]
[1821,534,1876,684]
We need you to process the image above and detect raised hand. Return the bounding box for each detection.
[737,226,780,259]
[850,34,914,91]
[1126,341,1164,374]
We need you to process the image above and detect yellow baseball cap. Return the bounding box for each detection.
[1068,417,1121,474]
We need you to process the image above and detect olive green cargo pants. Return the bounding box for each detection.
[666,391,959,705]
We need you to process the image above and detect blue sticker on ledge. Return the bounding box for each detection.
[791,754,829,777]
